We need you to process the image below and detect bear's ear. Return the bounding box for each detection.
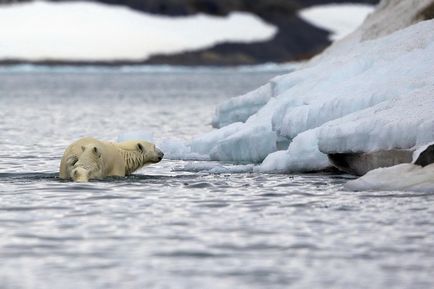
[92,146,101,158]
[137,143,144,152]
[81,146,86,152]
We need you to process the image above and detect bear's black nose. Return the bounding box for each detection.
[156,148,164,161]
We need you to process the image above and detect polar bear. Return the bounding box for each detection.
[59,137,164,182]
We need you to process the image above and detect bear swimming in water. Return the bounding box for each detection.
[59,137,164,182]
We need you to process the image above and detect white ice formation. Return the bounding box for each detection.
[188,0,434,191]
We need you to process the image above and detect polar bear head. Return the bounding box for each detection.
[117,140,164,175]
[71,144,104,182]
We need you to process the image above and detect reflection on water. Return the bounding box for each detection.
[0,69,433,289]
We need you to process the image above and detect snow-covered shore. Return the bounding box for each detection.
[185,0,434,191]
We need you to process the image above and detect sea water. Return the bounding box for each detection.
[0,66,433,289]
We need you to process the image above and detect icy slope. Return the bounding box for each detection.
[211,83,275,129]
[309,0,434,64]
[192,18,434,171]
[0,1,276,61]
[318,90,434,154]
[210,0,434,129]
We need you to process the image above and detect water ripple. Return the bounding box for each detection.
[1,72,433,289]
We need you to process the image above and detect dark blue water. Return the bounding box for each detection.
[0,67,433,289]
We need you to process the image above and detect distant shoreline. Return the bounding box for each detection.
[0,59,300,69]
[0,59,175,67]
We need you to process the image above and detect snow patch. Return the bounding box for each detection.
[299,4,374,40]
[345,163,434,192]
[0,1,276,61]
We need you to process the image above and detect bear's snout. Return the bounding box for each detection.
[156,148,164,161]
[71,167,90,182]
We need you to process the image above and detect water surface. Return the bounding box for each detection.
[0,67,433,289]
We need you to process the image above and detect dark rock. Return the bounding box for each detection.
[414,144,434,167]
[416,1,434,20]
[328,149,413,176]
[328,143,434,176]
